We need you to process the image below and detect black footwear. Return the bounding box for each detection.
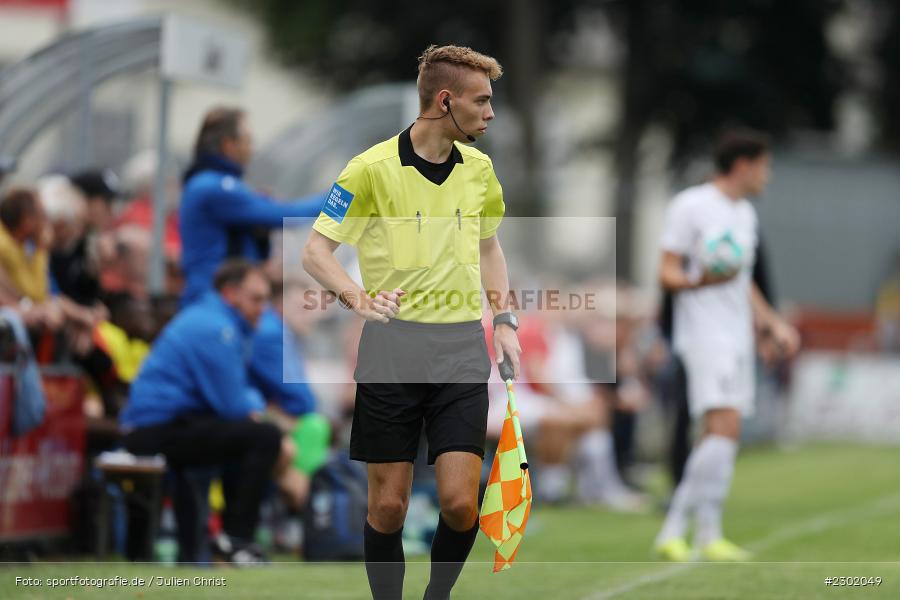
[211,533,268,566]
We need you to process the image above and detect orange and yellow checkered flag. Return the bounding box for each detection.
[479,364,532,572]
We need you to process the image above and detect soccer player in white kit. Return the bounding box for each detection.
[654,129,800,562]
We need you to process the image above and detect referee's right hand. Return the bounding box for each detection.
[354,288,406,323]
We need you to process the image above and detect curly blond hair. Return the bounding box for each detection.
[417,44,503,110]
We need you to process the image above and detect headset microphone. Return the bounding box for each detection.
[444,98,476,143]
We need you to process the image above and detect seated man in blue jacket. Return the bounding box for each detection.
[179,106,324,306]
[121,259,280,564]
[250,277,330,476]
[250,280,317,418]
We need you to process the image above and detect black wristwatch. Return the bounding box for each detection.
[492,312,519,331]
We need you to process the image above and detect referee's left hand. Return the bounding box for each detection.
[493,324,521,380]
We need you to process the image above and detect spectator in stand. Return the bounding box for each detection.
[0,187,54,314]
[0,186,78,332]
[35,177,124,418]
[89,295,156,413]
[120,260,295,564]
[81,294,156,455]
[95,151,182,299]
[179,106,324,306]
[40,175,104,310]
[70,168,120,234]
[0,186,105,366]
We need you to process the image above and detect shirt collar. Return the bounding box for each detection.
[183,153,244,183]
[398,124,463,170]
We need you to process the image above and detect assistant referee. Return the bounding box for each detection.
[303,45,521,600]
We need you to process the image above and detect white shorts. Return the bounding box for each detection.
[680,347,755,419]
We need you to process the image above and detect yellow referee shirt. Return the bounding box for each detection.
[313,125,505,323]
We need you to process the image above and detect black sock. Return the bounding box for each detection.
[425,513,479,600]
[364,520,405,600]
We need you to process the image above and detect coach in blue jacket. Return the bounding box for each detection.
[179,106,324,306]
[121,259,279,564]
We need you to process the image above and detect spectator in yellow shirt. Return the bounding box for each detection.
[0,186,50,304]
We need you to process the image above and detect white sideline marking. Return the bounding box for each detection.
[581,493,900,600]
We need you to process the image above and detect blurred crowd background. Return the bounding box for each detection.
[1,0,899,565]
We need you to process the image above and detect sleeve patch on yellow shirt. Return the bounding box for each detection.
[322,182,354,224]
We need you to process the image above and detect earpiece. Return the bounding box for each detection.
[442,97,475,142]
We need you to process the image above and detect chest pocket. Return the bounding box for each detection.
[386,216,432,270]
[454,210,481,265]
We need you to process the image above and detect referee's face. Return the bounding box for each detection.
[452,70,495,140]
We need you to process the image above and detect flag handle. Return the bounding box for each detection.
[498,359,515,383]
[499,361,529,470]
[505,381,528,470]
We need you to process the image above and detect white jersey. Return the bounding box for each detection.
[660,182,758,356]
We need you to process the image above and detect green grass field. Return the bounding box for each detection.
[2,444,899,599]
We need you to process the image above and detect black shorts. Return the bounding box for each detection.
[350,319,491,465]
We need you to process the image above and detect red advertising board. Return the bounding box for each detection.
[0,370,85,540]
[0,0,68,9]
